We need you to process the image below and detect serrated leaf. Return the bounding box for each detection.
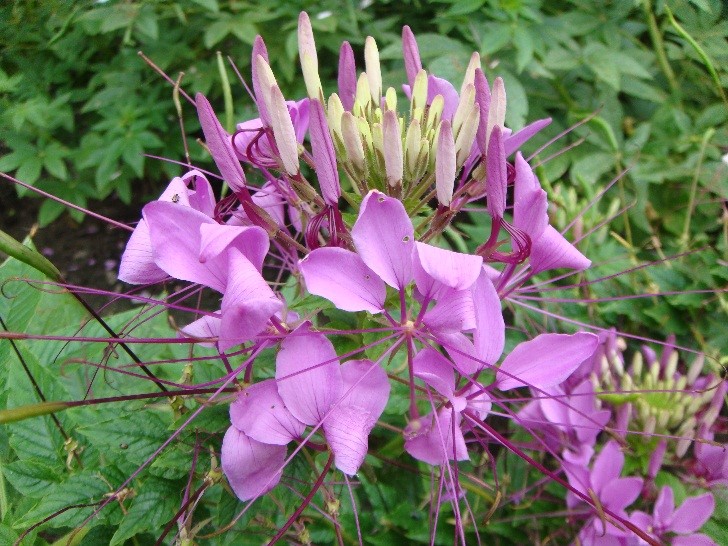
[2,459,61,496]
[13,472,110,529]
[109,478,179,545]
[77,410,172,467]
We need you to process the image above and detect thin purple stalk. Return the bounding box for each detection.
[266,453,335,545]
[0,173,134,232]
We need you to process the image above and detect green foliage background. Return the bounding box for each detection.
[0,0,726,543]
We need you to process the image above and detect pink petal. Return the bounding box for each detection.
[220,427,285,501]
[183,171,216,217]
[199,222,269,272]
[600,477,642,511]
[670,493,714,534]
[178,313,220,347]
[413,347,456,399]
[513,153,548,238]
[472,269,505,367]
[530,225,591,275]
[230,380,305,445]
[251,182,285,228]
[496,332,599,391]
[402,25,422,88]
[309,99,340,205]
[323,359,390,475]
[352,190,414,290]
[591,440,624,494]
[413,242,483,293]
[437,331,485,376]
[428,75,459,121]
[474,69,491,156]
[275,327,343,426]
[503,118,551,157]
[672,535,718,546]
[424,288,476,333]
[299,247,386,313]
[486,125,506,219]
[118,219,168,284]
[654,484,675,526]
[219,250,282,351]
[196,93,247,193]
[143,202,226,292]
[404,408,468,465]
[251,37,271,125]
[338,41,357,111]
[463,382,491,419]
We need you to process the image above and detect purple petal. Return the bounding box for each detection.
[474,69,491,156]
[183,171,217,217]
[324,359,390,475]
[413,242,483,293]
[670,493,715,534]
[268,85,300,175]
[437,331,485,376]
[352,190,414,290]
[144,202,226,292]
[402,25,422,88]
[198,222,269,272]
[275,327,343,426]
[230,379,305,445]
[530,225,591,275]
[220,427,285,501]
[219,250,282,351]
[503,118,551,157]
[413,347,456,399]
[427,75,459,121]
[472,269,505,367]
[383,110,403,189]
[673,535,718,546]
[513,153,548,239]
[251,37,271,125]
[252,182,285,228]
[600,477,643,511]
[496,332,599,391]
[118,219,168,284]
[654,484,675,526]
[463,382,491,419]
[196,93,247,193]
[591,440,624,494]
[486,125,506,219]
[338,41,357,111]
[309,99,340,205]
[423,288,475,333]
[404,408,468,465]
[178,314,220,347]
[299,247,386,313]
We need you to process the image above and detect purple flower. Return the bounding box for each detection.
[629,486,716,545]
[563,440,643,539]
[221,324,390,499]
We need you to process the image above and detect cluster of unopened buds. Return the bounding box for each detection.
[116,12,723,544]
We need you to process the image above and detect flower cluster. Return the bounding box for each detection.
[115,12,723,544]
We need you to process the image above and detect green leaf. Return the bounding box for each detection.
[204,20,231,48]
[2,459,61,496]
[513,26,534,73]
[189,0,219,12]
[13,472,111,529]
[77,409,173,467]
[15,157,42,186]
[109,478,179,545]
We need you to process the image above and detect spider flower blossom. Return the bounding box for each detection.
[113,11,618,538]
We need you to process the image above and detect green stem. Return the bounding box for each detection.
[643,0,678,92]
[680,128,715,250]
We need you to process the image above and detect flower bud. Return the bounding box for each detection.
[298,12,322,100]
[485,77,506,150]
[461,52,481,97]
[404,118,422,178]
[364,36,383,103]
[383,110,403,191]
[338,41,356,111]
[402,25,422,87]
[436,120,456,207]
[341,112,366,174]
